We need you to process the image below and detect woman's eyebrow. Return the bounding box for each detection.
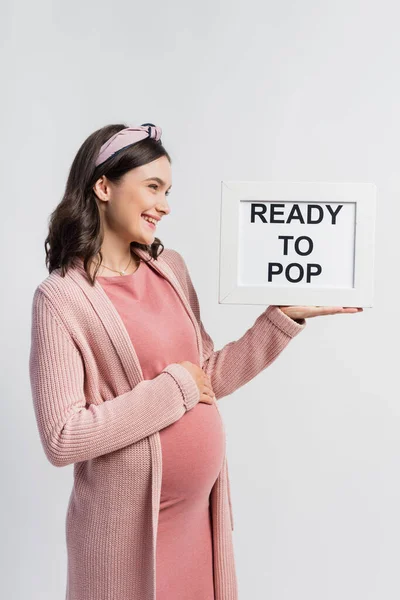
[143,177,172,190]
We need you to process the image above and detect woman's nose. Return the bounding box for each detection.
[158,203,171,217]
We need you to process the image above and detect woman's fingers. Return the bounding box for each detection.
[194,371,215,404]
[200,375,215,404]
[312,306,363,316]
[200,394,215,404]
[202,382,214,397]
[200,392,215,404]
[280,305,364,319]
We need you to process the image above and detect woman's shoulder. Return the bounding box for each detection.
[158,247,186,273]
[157,247,194,297]
[32,263,82,313]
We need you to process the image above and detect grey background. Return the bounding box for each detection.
[2,0,399,598]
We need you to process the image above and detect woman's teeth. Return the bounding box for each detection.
[142,215,157,229]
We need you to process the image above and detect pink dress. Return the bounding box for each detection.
[97,259,225,599]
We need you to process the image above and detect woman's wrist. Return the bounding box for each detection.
[277,306,304,324]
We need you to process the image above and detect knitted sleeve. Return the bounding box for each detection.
[171,250,307,401]
[29,288,200,467]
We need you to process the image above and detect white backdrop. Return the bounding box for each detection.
[2,1,399,598]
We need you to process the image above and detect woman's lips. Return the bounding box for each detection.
[142,216,156,230]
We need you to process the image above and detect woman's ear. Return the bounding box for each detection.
[92,175,109,202]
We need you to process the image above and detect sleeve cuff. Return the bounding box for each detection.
[263,305,306,338]
[161,363,201,411]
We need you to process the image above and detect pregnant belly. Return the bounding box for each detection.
[157,401,224,597]
[159,401,226,509]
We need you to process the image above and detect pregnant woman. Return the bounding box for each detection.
[29,123,362,600]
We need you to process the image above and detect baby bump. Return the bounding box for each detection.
[159,401,226,505]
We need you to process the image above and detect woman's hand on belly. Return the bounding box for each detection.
[178,361,216,405]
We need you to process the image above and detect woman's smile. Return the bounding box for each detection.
[141,215,157,230]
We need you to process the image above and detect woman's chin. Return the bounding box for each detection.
[132,231,155,244]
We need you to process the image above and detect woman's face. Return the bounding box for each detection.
[93,155,172,244]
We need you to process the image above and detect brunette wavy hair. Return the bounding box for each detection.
[44,123,171,285]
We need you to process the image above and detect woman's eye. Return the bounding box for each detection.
[149,184,170,196]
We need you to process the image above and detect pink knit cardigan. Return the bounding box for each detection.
[29,247,306,600]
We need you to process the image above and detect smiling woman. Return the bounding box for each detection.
[44,123,173,283]
[32,122,264,600]
[90,152,174,277]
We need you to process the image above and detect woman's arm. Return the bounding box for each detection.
[29,288,200,467]
[174,251,307,401]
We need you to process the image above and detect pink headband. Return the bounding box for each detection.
[95,123,162,167]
